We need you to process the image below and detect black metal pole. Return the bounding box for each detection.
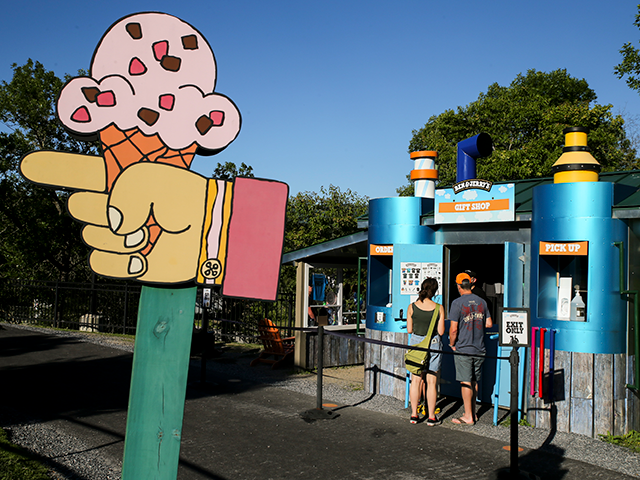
[53,280,59,329]
[356,257,364,335]
[200,304,209,385]
[288,295,293,338]
[317,326,324,410]
[510,344,520,479]
[123,283,129,335]
[90,273,97,316]
[303,326,333,420]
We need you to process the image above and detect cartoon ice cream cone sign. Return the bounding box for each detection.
[20,12,288,301]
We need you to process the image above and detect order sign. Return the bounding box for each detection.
[498,308,530,347]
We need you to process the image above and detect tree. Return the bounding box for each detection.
[403,69,638,190]
[615,4,640,93]
[0,60,97,281]
[395,180,414,197]
[284,185,368,253]
[212,161,254,180]
[279,185,368,294]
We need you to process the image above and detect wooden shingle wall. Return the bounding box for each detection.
[305,330,365,369]
[528,350,636,438]
[364,329,408,401]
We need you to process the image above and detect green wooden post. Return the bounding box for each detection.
[122,285,196,480]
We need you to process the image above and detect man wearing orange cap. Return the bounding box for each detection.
[464,269,491,309]
[448,272,493,425]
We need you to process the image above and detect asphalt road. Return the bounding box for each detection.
[0,324,637,480]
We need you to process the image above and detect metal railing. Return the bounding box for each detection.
[0,278,142,334]
[0,278,295,341]
[195,288,295,342]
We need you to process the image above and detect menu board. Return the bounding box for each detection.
[400,262,443,296]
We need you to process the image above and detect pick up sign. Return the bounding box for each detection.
[539,241,588,256]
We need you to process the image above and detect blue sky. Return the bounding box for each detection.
[3,1,640,199]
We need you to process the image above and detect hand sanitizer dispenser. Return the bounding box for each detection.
[570,285,585,321]
[558,277,572,320]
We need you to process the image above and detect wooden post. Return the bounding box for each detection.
[122,285,197,480]
[294,261,309,369]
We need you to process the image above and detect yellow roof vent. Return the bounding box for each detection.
[551,127,601,183]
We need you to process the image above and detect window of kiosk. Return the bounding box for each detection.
[369,254,393,307]
[538,242,588,321]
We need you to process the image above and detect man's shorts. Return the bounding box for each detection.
[409,334,442,374]
[453,353,484,383]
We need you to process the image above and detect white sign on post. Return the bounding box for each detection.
[202,288,211,308]
[499,308,531,347]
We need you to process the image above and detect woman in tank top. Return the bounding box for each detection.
[407,277,445,425]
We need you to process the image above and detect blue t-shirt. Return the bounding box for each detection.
[449,293,490,355]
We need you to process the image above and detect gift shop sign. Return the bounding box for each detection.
[539,241,588,256]
[438,198,509,213]
[434,183,515,224]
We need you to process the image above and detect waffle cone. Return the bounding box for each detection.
[99,124,198,255]
[99,124,197,191]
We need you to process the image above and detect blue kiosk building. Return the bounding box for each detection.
[364,128,640,438]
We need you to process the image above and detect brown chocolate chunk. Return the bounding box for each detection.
[182,35,198,50]
[196,115,213,135]
[81,87,100,103]
[160,56,182,72]
[126,23,142,39]
[138,108,159,126]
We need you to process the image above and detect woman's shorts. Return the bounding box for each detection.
[453,354,484,383]
[409,333,442,374]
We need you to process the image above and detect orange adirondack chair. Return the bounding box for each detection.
[250,318,295,369]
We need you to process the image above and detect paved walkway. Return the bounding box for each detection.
[0,324,638,479]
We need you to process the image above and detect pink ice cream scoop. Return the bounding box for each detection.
[57,12,241,186]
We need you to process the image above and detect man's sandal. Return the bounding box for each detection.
[451,417,475,425]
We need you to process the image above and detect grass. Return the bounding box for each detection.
[8,323,136,343]
[498,417,640,455]
[290,368,313,375]
[89,331,135,341]
[599,430,640,453]
[224,341,262,350]
[500,415,533,428]
[0,427,50,480]
[53,327,135,342]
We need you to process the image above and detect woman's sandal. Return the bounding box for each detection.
[410,416,419,424]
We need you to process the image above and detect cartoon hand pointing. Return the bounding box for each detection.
[20,151,288,300]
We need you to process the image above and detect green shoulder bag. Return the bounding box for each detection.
[404,303,440,375]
